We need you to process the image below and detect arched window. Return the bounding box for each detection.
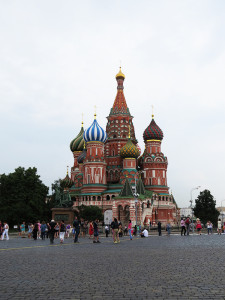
[147,200,150,208]
[106,195,110,200]
[97,196,101,201]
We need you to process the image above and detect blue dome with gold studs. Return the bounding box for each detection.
[84,115,107,143]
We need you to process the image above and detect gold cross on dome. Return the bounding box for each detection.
[151,105,154,119]
[94,105,97,119]
[81,112,84,127]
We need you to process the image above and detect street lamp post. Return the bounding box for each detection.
[134,175,139,227]
[190,186,201,233]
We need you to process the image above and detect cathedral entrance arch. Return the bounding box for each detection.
[104,210,112,225]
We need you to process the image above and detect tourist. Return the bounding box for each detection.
[66,224,71,238]
[105,225,109,237]
[128,220,133,240]
[20,222,26,237]
[93,219,100,243]
[185,217,191,235]
[217,218,222,235]
[196,218,202,235]
[37,220,41,239]
[40,221,47,240]
[158,221,162,236]
[112,218,119,244]
[1,222,9,240]
[73,216,80,243]
[133,225,137,236]
[140,228,149,238]
[89,221,94,239]
[27,223,33,239]
[46,223,50,239]
[32,222,39,240]
[0,221,3,239]
[111,219,115,240]
[59,220,66,243]
[207,221,212,235]
[166,222,171,236]
[180,218,186,236]
[55,222,59,239]
[118,221,123,237]
[49,219,56,244]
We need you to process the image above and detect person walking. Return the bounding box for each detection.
[66,224,71,238]
[49,219,56,244]
[20,222,26,237]
[59,220,66,243]
[89,221,94,239]
[113,218,120,244]
[73,216,80,243]
[158,221,162,236]
[207,221,212,235]
[185,217,191,235]
[93,219,100,243]
[181,218,186,236]
[128,220,133,240]
[105,225,109,237]
[218,218,222,235]
[166,222,171,236]
[33,222,38,240]
[40,221,47,240]
[196,218,202,235]
[1,222,9,240]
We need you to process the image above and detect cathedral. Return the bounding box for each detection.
[59,68,179,226]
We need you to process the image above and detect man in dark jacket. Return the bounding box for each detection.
[158,221,162,236]
[73,216,80,243]
[49,219,56,244]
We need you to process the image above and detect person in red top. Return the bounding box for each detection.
[89,221,94,239]
[196,218,202,235]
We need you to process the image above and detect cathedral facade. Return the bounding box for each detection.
[61,68,179,226]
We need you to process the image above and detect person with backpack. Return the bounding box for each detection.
[59,220,66,243]
[40,221,47,240]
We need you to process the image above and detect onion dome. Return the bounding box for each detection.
[120,138,140,158]
[60,168,73,188]
[84,114,107,143]
[116,67,125,79]
[77,145,87,164]
[143,115,163,142]
[70,123,84,152]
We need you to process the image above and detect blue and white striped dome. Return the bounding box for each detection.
[84,118,107,143]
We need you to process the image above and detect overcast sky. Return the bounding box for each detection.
[1,0,225,207]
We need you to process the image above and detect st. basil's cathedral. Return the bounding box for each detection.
[56,68,179,226]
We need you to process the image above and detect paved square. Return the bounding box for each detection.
[1,234,225,299]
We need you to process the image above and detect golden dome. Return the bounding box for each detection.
[116,67,125,79]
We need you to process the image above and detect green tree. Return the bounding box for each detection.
[0,167,50,226]
[77,205,103,221]
[193,189,219,226]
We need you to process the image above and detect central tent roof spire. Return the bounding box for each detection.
[110,67,130,116]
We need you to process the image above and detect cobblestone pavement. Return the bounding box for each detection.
[1,234,225,300]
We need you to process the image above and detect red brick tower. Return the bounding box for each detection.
[105,68,137,184]
[141,114,169,194]
[81,114,107,194]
